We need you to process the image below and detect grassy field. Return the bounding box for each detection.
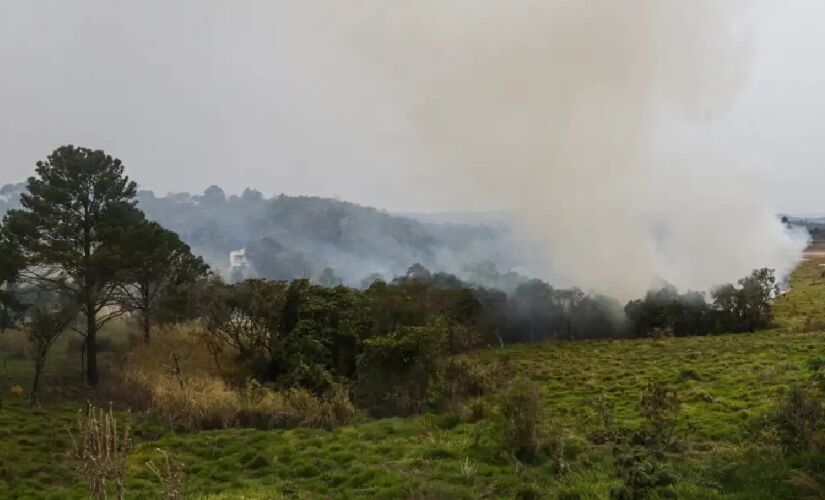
[2,257,825,498]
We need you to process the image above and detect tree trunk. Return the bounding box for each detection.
[86,303,98,386]
[142,284,152,343]
[142,312,151,343]
[29,359,44,404]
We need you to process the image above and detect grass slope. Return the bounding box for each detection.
[2,257,825,498]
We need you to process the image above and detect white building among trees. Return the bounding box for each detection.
[229,248,247,268]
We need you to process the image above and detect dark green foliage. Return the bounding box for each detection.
[115,220,209,341]
[773,382,825,452]
[197,267,490,406]
[711,268,777,333]
[609,448,677,500]
[275,281,370,390]
[808,357,825,373]
[355,317,449,415]
[585,395,618,445]
[609,383,683,499]
[626,268,778,337]
[496,376,542,459]
[514,485,544,499]
[26,303,79,401]
[507,279,625,342]
[431,355,509,408]
[637,382,682,453]
[2,145,141,385]
[200,278,371,391]
[625,286,712,337]
[198,279,289,376]
[0,231,25,331]
[364,272,483,339]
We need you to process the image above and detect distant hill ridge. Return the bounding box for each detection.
[0,182,526,289]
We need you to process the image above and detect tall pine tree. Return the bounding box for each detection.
[2,146,141,385]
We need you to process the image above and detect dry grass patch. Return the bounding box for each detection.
[122,324,356,431]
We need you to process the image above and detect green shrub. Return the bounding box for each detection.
[609,446,677,500]
[638,382,682,453]
[497,376,542,459]
[773,382,825,452]
[355,318,449,416]
[676,368,702,383]
[585,395,617,444]
[462,397,489,423]
[430,354,509,414]
[609,383,683,499]
[514,484,544,500]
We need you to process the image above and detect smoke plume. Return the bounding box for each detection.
[298,1,808,298]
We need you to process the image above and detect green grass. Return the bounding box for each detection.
[774,255,825,332]
[2,258,825,498]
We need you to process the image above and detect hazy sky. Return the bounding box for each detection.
[1,1,824,214]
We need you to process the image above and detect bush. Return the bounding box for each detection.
[140,374,241,430]
[608,383,683,499]
[430,355,510,413]
[130,371,356,431]
[638,382,681,453]
[773,383,825,452]
[497,376,542,459]
[355,318,449,416]
[609,447,677,500]
[585,395,617,444]
[122,325,356,430]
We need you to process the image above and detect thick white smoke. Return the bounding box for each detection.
[299,1,808,298]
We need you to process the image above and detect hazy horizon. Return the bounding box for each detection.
[1,1,824,214]
[1,1,820,298]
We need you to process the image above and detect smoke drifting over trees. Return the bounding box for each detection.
[296,1,808,298]
[0,2,814,299]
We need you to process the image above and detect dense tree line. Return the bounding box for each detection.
[0,145,782,402]
[151,261,777,416]
[625,268,778,337]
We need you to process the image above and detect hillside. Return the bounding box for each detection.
[0,182,526,289]
[1,258,824,498]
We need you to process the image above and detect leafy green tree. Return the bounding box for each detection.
[26,303,78,402]
[276,282,370,389]
[625,285,712,338]
[736,268,777,331]
[0,232,25,331]
[355,317,450,415]
[198,278,289,376]
[712,268,777,332]
[2,146,140,385]
[116,221,208,342]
